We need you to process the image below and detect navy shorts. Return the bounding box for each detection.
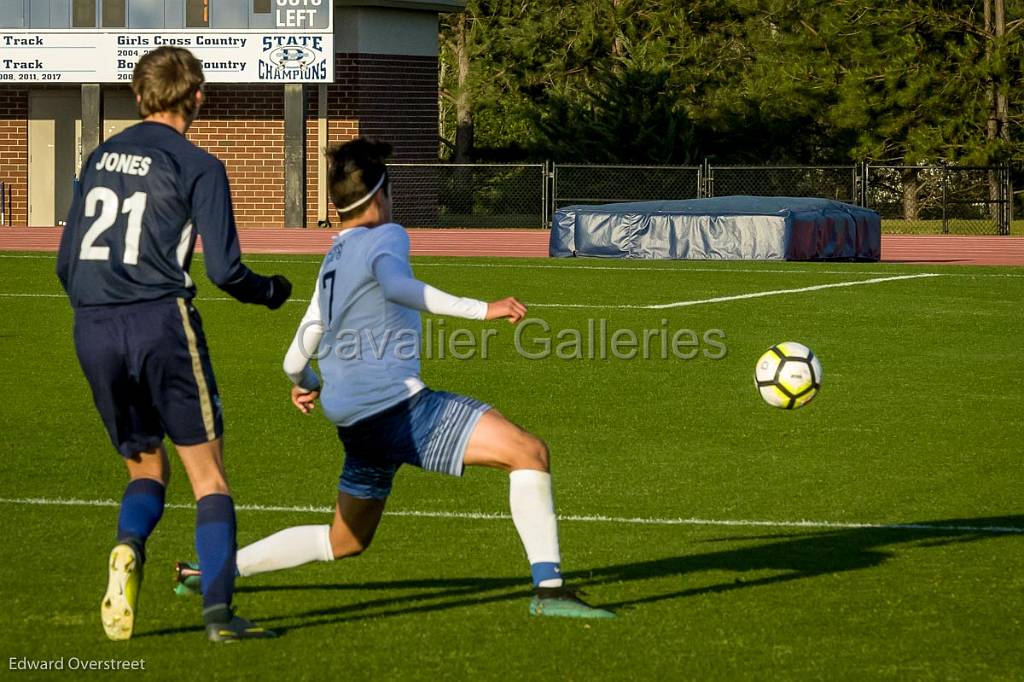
[336,388,491,500]
[73,297,223,458]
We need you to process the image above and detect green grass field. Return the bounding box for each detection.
[1,253,1022,680]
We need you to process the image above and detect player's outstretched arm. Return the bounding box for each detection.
[192,161,292,309]
[485,297,528,324]
[373,254,522,321]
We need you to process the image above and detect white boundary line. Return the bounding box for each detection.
[529,273,941,310]
[0,273,941,310]
[0,496,1020,534]
[3,253,1023,278]
[0,254,57,259]
[0,292,313,304]
[410,262,1024,279]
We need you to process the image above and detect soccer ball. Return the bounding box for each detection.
[754,342,823,409]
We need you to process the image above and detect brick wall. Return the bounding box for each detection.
[305,53,439,228]
[0,52,438,228]
[188,84,286,228]
[341,54,440,163]
[0,87,28,226]
[196,53,438,228]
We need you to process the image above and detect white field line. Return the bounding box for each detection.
[411,262,1024,279]
[0,496,1020,535]
[0,254,59,258]
[529,273,941,310]
[3,253,1022,278]
[0,292,313,304]
[0,273,939,309]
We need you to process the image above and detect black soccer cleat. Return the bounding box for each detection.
[205,611,277,642]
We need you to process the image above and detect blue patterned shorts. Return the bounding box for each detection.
[335,388,491,500]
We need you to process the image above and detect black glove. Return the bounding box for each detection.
[265,274,293,310]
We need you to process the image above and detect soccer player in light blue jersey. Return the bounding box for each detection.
[177,138,613,618]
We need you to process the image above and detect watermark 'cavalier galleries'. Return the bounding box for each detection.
[514,319,726,361]
[297,317,728,362]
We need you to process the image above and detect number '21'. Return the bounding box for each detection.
[79,187,149,264]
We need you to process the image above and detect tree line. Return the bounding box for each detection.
[439,0,1022,170]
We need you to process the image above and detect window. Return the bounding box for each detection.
[102,0,125,27]
[0,4,25,28]
[254,0,271,13]
[185,0,209,27]
[72,0,96,27]
[129,0,165,28]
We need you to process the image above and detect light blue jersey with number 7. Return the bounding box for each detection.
[282,222,488,427]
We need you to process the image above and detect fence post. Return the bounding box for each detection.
[701,159,712,198]
[547,161,557,226]
[861,163,869,209]
[542,160,551,228]
[1,181,5,227]
[941,163,949,235]
[1000,164,1011,235]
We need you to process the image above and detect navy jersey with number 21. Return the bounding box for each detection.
[57,120,273,308]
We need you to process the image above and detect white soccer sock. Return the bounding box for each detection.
[236,524,334,578]
[509,469,563,588]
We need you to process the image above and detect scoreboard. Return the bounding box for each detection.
[0,0,333,84]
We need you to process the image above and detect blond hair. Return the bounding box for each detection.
[131,46,205,119]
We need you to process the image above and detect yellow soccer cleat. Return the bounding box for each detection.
[101,544,142,641]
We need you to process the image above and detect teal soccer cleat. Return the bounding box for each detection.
[173,560,202,597]
[529,587,616,619]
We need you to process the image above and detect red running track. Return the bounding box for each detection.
[1,228,1022,265]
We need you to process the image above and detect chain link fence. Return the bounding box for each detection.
[388,163,545,228]
[864,165,1012,235]
[353,161,1015,233]
[552,164,701,210]
[706,165,858,204]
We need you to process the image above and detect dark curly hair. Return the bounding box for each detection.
[325,138,392,219]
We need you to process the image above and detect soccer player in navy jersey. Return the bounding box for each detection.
[176,138,615,619]
[57,46,288,642]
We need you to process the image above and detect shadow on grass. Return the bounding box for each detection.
[266,515,1024,632]
[138,515,1022,637]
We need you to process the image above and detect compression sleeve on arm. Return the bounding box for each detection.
[282,280,324,391]
[373,254,488,320]
[192,161,274,304]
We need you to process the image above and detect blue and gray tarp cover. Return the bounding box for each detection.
[550,196,881,261]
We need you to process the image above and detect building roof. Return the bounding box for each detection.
[336,0,465,12]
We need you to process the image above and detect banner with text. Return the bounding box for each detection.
[0,1,333,84]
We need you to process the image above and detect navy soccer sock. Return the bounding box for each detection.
[195,493,237,624]
[116,478,166,564]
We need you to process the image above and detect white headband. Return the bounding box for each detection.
[337,173,386,213]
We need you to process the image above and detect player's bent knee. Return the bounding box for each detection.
[517,434,550,472]
[330,535,372,559]
[535,438,551,471]
[190,477,230,500]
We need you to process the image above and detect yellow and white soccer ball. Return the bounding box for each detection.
[754,342,823,409]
